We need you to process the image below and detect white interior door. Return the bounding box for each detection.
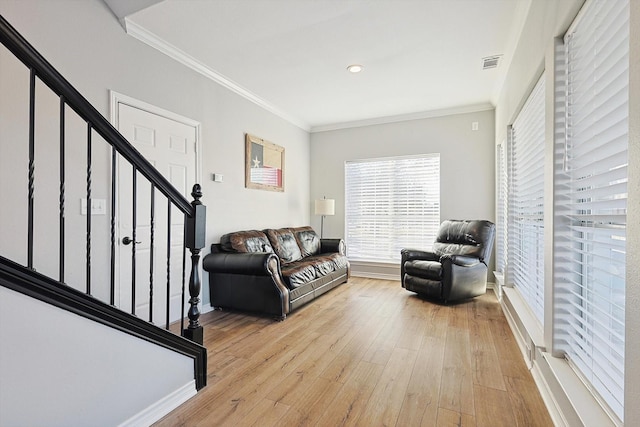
[114,100,198,326]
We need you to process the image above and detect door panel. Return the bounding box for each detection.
[115,103,197,326]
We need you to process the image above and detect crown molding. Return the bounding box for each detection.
[310,103,495,133]
[123,18,311,132]
[123,19,495,136]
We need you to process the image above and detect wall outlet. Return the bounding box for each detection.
[472,121,479,131]
[212,173,224,182]
[81,198,106,215]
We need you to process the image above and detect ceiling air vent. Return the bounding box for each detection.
[482,55,502,70]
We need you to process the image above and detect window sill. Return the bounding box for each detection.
[502,286,545,352]
[535,350,619,427]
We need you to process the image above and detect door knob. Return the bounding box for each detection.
[122,236,141,245]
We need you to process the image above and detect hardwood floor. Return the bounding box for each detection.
[155,277,552,427]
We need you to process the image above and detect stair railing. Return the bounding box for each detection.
[0,15,205,345]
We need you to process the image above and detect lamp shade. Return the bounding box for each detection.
[314,199,335,216]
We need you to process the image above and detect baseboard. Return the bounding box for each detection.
[349,260,400,281]
[118,380,196,427]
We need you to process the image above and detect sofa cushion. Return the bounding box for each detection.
[291,226,321,257]
[220,230,274,253]
[280,262,317,288]
[305,253,349,275]
[265,228,303,263]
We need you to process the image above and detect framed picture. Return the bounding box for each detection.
[245,133,285,192]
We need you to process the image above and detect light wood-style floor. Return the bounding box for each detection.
[155,277,552,427]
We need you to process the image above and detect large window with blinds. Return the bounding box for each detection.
[554,0,628,420]
[345,154,440,263]
[508,76,546,324]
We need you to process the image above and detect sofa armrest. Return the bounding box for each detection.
[439,254,480,267]
[320,238,345,255]
[203,252,280,276]
[203,251,289,319]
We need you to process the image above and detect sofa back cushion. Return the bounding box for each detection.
[265,228,303,263]
[220,230,274,254]
[291,226,320,257]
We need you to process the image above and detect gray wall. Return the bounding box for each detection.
[310,109,495,278]
[0,0,310,306]
[0,286,195,426]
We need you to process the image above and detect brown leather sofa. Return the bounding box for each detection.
[203,226,350,320]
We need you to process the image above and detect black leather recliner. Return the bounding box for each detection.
[401,220,495,303]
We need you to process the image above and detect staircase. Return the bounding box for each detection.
[0,14,207,424]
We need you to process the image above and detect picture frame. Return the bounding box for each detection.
[245,133,285,192]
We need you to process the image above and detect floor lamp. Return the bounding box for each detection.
[314,198,335,238]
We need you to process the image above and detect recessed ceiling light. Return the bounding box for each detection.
[347,64,363,73]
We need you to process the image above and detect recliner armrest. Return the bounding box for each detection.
[320,238,345,255]
[440,254,480,267]
[203,252,280,276]
[401,248,439,262]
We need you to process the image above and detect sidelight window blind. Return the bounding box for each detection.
[508,75,545,323]
[345,154,440,263]
[496,142,508,274]
[554,0,628,420]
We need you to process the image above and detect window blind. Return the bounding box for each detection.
[508,75,545,323]
[345,154,440,263]
[554,0,628,420]
[496,142,508,273]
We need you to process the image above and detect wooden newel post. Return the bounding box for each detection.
[183,183,206,344]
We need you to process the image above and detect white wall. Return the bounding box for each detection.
[0,0,310,306]
[0,287,196,426]
[310,108,495,277]
[494,0,583,136]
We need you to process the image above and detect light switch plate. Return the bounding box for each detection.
[81,198,106,215]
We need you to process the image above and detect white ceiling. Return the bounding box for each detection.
[105,0,531,131]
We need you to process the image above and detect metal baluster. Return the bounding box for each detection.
[59,96,65,282]
[86,124,92,295]
[27,68,35,270]
[149,183,155,323]
[131,167,137,315]
[166,200,171,330]
[110,147,116,305]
